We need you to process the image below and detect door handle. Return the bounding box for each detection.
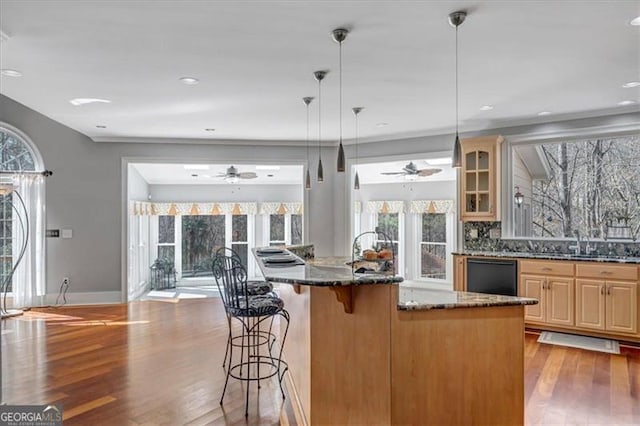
[601,285,605,295]
[606,285,610,295]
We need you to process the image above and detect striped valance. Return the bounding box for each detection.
[131,201,257,216]
[259,202,303,215]
[366,201,405,214]
[409,200,455,214]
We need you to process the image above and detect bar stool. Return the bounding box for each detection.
[213,253,289,417]
[214,247,275,369]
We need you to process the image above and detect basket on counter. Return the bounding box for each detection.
[350,230,397,276]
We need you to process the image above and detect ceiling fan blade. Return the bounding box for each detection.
[214,173,227,177]
[238,172,257,179]
[417,168,442,176]
[380,172,406,175]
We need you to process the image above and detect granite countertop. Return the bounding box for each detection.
[398,287,538,311]
[253,249,403,287]
[453,251,640,264]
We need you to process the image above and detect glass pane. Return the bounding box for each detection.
[421,244,446,279]
[291,214,303,245]
[422,214,446,243]
[231,243,248,270]
[466,152,476,170]
[182,215,225,277]
[478,151,489,169]
[158,216,175,243]
[466,172,476,191]
[478,171,489,191]
[232,215,247,242]
[158,245,175,262]
[478,193,490,212]
[377,213,399,241]
[466,194,477,212]
[270,214,285,242]
[0,130,36,172]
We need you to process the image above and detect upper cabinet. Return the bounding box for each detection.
[459,135,503,222]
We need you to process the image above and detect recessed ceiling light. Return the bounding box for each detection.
[205,128,215,132]
[69,98,111,106]
[622,81,640,88]
[191,174,198,177]
[537,111,552,116]
[479,105,494,111]
[183,164,210,170]
[425,157,452,166]
[179,77,199,85]
[267,174,274,177]
[376,122,389,128]
[617,100,637,106]
[96,125,107,129]
[631,16,640,26]
[0,69,22,77]
[255,165,281,170]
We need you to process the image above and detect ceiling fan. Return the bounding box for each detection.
[215,165,257,183]
[380,162,442,180]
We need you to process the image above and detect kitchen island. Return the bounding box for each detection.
[254,249,537,425]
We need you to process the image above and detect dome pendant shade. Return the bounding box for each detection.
[337,143,345,172]
[452,133,462,168]
[354,171,360,190]
[317,158,324,182]
[305,168,311,190]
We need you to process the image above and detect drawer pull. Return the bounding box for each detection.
[542,267,552,272]
[600,271,613,275]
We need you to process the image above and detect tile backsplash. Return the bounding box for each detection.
[463,222,640,257]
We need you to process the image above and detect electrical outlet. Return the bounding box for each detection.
[62,277,69,286]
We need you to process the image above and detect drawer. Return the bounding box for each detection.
[519,260,574,277]
[576,263,638,281]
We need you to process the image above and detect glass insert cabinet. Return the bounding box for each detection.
[459,135,503,221]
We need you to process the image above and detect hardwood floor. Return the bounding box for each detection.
[1,299,638,425]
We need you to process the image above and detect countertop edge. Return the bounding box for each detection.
[453,251,640,264]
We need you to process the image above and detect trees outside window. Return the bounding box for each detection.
[420,214,447,279]
[530,135,640,240]
[182,215,225,277]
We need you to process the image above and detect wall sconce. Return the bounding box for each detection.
[514,186,524,208]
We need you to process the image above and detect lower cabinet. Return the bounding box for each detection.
[576,279,638,335]
[522,274,574,327]
[453,255,466,291]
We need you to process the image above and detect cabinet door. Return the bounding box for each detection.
[521,275,545,323]
[575,279,606,330]
[453,256,466,291]
[605,281,638,334]
[546,277,575,327]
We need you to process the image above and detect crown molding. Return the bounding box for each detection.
[91,136,336,147]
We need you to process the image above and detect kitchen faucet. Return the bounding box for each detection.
[569,230,581,255]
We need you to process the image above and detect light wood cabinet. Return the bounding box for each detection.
[459,135,503,222]
[521,274,574,326]
[453,255,466,291]
[576,264,637,335]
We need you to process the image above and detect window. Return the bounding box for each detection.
[291,214,303,245]
[375,213,402,272]
[512,135,640,239]
[232,215,249,269]
[0,128,38,292]
[157,215,175,261]
[182,215,225,277]
[420,214,447,279]
[269,214,285,246]
[267,213,303,246]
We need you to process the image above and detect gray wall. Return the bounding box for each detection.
[1,92,637,301]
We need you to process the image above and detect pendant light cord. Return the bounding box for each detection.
[455,24,459,137]
[355,112,358,165]
[318,78,322,160]
[306,102,310,163]
[339,40,343,145]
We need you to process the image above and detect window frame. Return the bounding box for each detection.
[415,211,455,284]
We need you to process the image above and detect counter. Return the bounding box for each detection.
[254,248,532,425]
[454,250,640,264]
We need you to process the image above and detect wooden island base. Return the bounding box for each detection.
[278,284,525,425]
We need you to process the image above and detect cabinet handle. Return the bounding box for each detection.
[542,267,552,272]
[606,285,610,295]
[601,271,612,275]
[601,285,605,295]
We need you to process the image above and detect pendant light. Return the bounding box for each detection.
[314,70,328,182]
[449,11,466,168]
[303,96,314,190]
[352,107,364,190]
[332,28,349,173]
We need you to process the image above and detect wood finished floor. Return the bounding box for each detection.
[1,299,639,425]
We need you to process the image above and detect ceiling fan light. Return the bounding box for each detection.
[224,176,240,184]
[404,174,419,181]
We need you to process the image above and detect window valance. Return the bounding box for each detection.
[131,201,258,216]
[409,200,455,214]
[259,202,303,215]
[366,201,405,214]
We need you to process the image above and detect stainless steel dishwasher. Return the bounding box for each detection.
[466,258,518,296]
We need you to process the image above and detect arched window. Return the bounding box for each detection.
[0,124,45,307]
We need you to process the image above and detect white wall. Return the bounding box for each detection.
[148,184,302,203]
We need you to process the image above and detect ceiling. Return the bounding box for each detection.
[131,163,303,185]
[1,1,638,144]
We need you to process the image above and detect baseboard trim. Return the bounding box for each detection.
[284,369,308,426]
[41,291,122,306]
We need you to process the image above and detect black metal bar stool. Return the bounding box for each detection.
[213,253,289,417]
[214,247,275,370]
